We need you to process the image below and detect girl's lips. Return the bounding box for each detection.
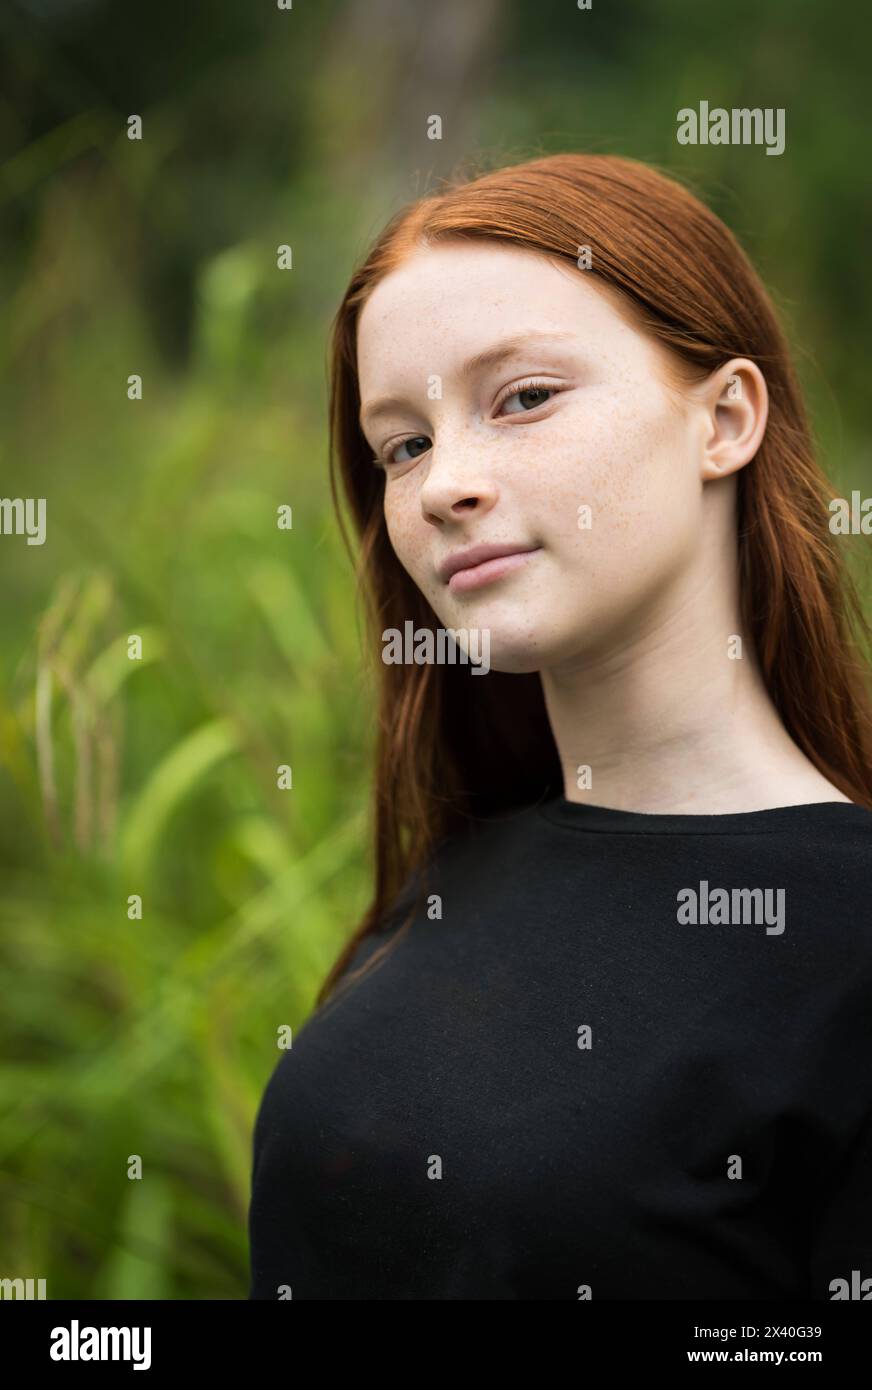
[448,547,541,593]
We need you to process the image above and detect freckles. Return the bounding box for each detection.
[386,513,417,555]
[544,403,618,501]
[552,391,666,545]
[384,503,428,580]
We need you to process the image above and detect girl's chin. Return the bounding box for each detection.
[473,638,549,676]
[486,656,547,676]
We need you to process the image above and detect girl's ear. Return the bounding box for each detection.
[699,358,769,481]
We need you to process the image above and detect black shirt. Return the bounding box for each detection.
[247,794,872,1299]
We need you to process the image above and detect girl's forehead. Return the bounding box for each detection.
[356,247,627,367]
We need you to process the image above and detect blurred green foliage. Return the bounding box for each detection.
[0,0,869,1297]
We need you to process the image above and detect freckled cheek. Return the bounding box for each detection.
[529,416,634,523]
[535,405,670,547]
[384,501,432,583]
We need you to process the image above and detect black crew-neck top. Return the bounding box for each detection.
[247,794,872,1300]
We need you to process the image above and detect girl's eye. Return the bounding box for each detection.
[384,434,431,465]
[497,384,556,415]
[377,382,559,467]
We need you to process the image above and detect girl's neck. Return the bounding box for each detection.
[540,603,850,815]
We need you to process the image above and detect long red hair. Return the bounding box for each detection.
[317,152,872,1006]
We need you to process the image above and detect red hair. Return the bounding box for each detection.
[318,152,872,1006]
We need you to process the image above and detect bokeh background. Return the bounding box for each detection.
[1,0,870,1298]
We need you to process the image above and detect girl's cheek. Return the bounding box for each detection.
[386,512,427,577]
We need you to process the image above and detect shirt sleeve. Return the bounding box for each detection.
[808,1104,872,1299]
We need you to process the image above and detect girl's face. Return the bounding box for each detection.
[356,240,727,674]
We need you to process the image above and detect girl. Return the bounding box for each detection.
[248,153,872,1300]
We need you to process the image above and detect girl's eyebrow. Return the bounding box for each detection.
[358,329,576,431]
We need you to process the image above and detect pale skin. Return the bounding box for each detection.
[356,240,852,812]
